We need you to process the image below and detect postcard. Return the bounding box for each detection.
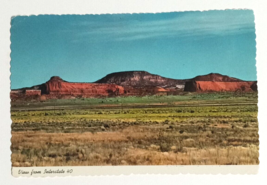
[10,9,258,176]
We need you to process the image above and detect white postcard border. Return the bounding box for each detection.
[12,166,259,177]
[0,0,267,184]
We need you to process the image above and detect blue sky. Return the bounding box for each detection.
[11,10,256,89]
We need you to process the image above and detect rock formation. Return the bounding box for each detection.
[250,81,258,91]
[46,76,124,97]
[11,76,126,100]
[95,71,186,89]
[183,73,257,92]
[10,71,258,101]
[123,86,168,96]
[184,81,256,92]
[25,90,41,96]
[190,73,244,82]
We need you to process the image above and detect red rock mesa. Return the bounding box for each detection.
[184,81,255,92]
[184,73,257,92]
[46,76,124,97]
[10,72,257,101]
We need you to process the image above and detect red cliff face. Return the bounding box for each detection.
[45,76,125,97]
[191,73,244,82]
[184,81,256,92]
[184,73,257,92]
[10,72,258,101]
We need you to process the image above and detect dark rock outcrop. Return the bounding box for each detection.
[95,71,186,89]
[250,81,258,91]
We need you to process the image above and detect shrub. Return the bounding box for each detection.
[159,143,169,152]
[243,123,249,128]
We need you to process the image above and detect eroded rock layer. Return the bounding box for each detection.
[95,71,186,89]
[10,71,258,101]
[46,76,125,97]
[191,73,244,82]
[184,81,256,92]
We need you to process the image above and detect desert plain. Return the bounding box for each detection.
[11,92,258,166]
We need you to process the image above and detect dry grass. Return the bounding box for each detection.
[11,93,259,166]
[11,124,259,166]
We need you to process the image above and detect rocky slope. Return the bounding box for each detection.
[11,83,47,94]
[184,81,255,92]
[96,71,257,92]
[11,71,257,101]
[95,71,250,86]
[190,73,244,82]
[11,76,125,100]
[45,76,125,97]
[184,73,257,92]
[95,71,186,89]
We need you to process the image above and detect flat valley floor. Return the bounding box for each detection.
[11,92,259,166]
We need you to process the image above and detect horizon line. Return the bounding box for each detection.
[11,71,257,90]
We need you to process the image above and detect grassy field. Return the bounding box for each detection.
[11,92,259,166]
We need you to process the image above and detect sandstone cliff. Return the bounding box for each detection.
[11,71,258,101]
[184,81,256,92]
[46,76,125,97]
[190,73,244,82]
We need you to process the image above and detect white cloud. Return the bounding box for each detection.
[69,10,255,43]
